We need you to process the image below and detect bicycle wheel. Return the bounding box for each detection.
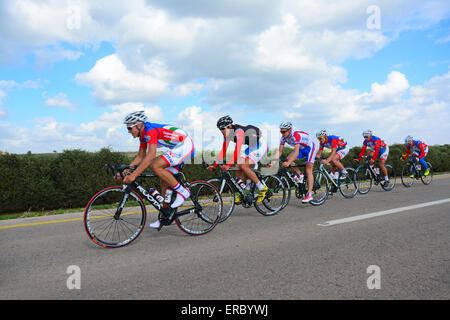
[421,162,433,185]
[84,186,146,248]
[309,169,329,206]
[338,167,358,198]
[254,175,286,216]
[207,178,236,223]
[175,181,223,235]
[355,165,373,194]
[381,164,396,191]
[401,163,415,187]
[280,175,291,209]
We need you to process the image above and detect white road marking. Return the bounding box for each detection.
[318,198,450,226]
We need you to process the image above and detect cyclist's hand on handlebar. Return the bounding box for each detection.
[282,161,290,168]
[353,158,360,163]
[369,158,375,165]
[206,165,216,171]
[321,159,330,166]
[123,173,137,185]
[220,165,230,171]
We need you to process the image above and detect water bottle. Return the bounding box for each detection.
[298,172,304,183]
[235,178,246,190]
[149,188,164,203]
[164,188,173,204]
[246,179,252,190]
[374,168,380,175]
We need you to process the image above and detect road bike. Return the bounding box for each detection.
[274,158,328,208]
[206,166,286,223]
[354,156,396,194]
[401,155,433,187]
[84,164,223,248]
[313,157,358,199]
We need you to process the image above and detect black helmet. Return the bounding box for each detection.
[217,115,233,130]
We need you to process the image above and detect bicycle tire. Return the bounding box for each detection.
[207,178,236,223]
[355,165,373,194]
[254,175,286,216]
[401,162,415,187]
[338,167,358,198]
[280,175,291,209]
[175,181,223,235]
[381,164,396,191]
[420,162,433,185]
[84,186,147,248]
[309,169,329,206]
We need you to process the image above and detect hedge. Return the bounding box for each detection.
[0,145,449,214]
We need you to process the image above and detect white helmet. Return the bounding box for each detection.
[362,129,373,138]
[405,135,413,144]
[123,110,148,124]
[316,129,328,138]
[279,122,293,130]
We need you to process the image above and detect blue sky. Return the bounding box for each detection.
[0,0,449,154]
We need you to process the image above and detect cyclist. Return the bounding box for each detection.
[268,122,317,203]
[121,111,194,229]
[315,129,349,181]
[400,135,430,176]
[206,115,269,204]
[354,129,390,183]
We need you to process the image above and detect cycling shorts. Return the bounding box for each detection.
[161,136,195,168]
[297,142,318,164]
[239,138,269,165]
[337,145,349,160]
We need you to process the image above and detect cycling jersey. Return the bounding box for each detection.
[319,135,347,151]
[280,130,314,150]
[139,122,194,167]
[358,135,387,161]
[404,140,428,159]
[139,123,189,150]
[215,124,263,167]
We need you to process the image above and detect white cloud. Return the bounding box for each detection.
[45,93,76,110]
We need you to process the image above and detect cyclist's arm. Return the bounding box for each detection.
[128,143,157,179]
[130,147,146,167]
[227,129,245,167]
[326,139,338,161]
[213,139,229,167]
[357,144,367,160]
[286,144,300,165]
[372,140,381,161]
[402,146,410,160]
[418,143,427,159]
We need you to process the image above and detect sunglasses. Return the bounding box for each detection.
[127,124,138,131]
[280,130,288,134]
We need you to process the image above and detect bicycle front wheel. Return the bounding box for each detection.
[381,164,396,191]
[338,167,358,198]
[280,175,291,209]
[309,169,329,206]
[401,163,415,187]
[84,186,147,248]
[207,178,236,223]
[421,162,433,185]
[254,175,286,216]
[355,165,372,194]
[175,181,223,235]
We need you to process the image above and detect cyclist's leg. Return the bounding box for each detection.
[300,143,317,202]
[418,147,429,172]
[152,137,194,208]
[378,146,389,180]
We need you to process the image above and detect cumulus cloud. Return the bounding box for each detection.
[45,93,76,110]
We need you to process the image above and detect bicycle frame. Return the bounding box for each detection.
[215,168,260,206]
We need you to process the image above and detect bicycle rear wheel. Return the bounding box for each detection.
[338,167,358,198]
[84,186,146,248]
[309,169,329,206]
[254,175,286,216]
[355,165,372,194]
[381,164,396,191]
[420,162,433,185]
[207,178,236,223]
[401,163,415,187]
[175,181,223,235]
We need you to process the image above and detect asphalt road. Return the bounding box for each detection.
[1,175,449,300]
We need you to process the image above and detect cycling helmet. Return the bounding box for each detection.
[123,110,148,124]
[362,129,373,137]
[279,122,293,130]
[217,115,233,130]
[405,135,413,144]
[316,129,328,138]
